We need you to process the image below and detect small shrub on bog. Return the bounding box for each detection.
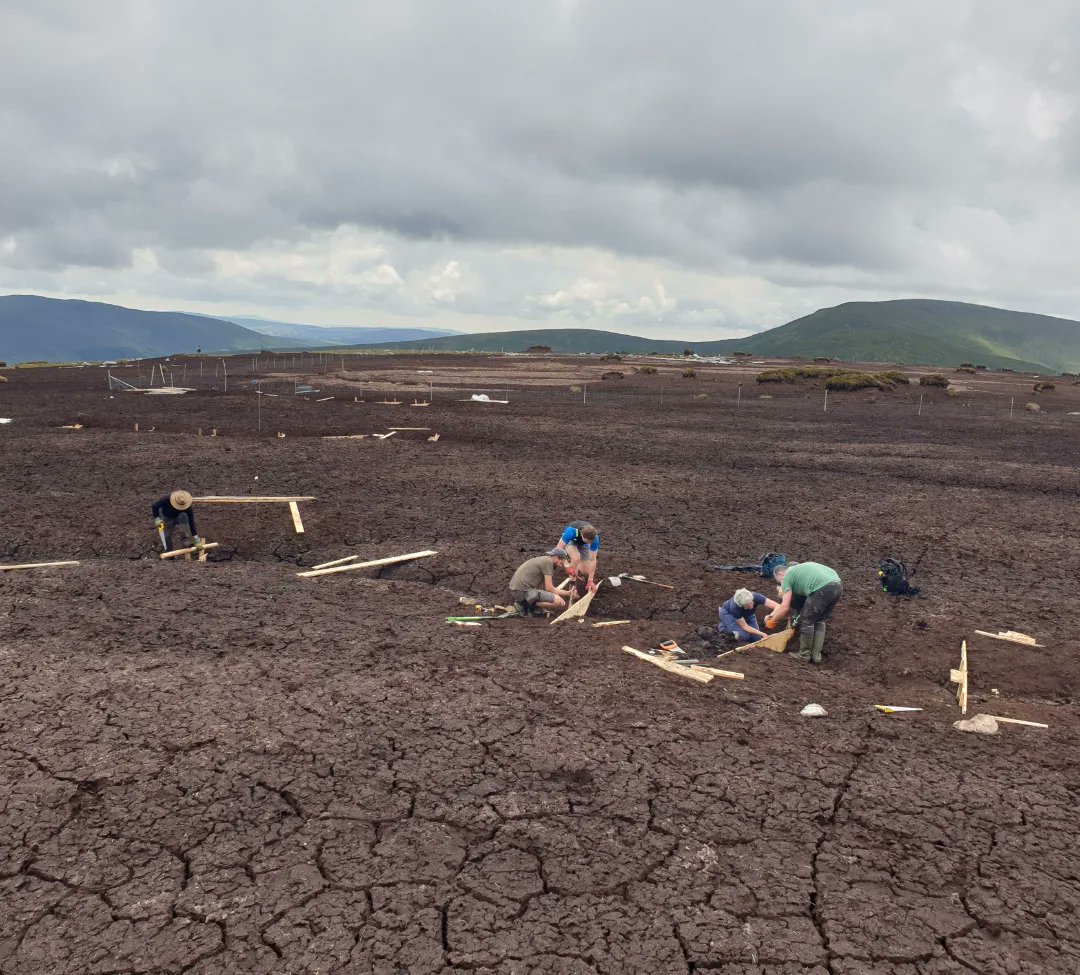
[636,365,658,374]
[1025,402,1041,412]
[945,387,962,398]
[1033,381,1056,392]
[682,368,696,378]
[919,374,949,387]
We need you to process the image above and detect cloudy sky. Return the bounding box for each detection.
[1,0,1077,339]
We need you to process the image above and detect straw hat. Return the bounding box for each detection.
[170,490,193,510]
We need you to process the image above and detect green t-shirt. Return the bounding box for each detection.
[510,556,554,592]
[781,562,840,597]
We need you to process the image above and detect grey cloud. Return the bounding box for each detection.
[1,0,1078,330]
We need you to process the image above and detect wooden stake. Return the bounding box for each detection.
[388,427,431,431]
[316,396,334,402]
[0,560,80,572]
[373,431,397,440]
[689,665,745,680]
[297,549,438,578]
[192,496,315,503]
[427,433,440,442]
[550,585,599,624]
[288,501,305,534]
[985,715,1048,729]
[950,640,969,714]
[622,646,713,683]
[160,542,219,560]
[311,554,361,570]
[974,630,1043,647]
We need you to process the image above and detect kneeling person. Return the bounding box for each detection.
[509,549,574,618]
[765,561,842,663]
[152,490,200,553]
[719,588,779,643]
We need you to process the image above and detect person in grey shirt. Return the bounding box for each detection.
[509,549,575,617]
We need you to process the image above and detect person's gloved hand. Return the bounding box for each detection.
[764,617,778,630]
[191,536,202,547]
[587,580,598,593]
[154,517,164,529]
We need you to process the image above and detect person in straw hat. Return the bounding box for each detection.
[152,489,200,553]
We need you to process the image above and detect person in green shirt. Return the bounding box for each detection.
[764,561,843,664]
[508,549,576,618]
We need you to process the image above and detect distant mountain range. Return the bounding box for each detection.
[341,299,1080,373]
[0,296,459,362]
[222,316,459,346]
[2,294,1078,372]
[0,295,307,362]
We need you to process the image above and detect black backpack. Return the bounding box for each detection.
[879,558,919,597]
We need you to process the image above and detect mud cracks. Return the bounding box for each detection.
[1,358,1079,973]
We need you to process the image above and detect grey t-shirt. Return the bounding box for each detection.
[509,556,554,592]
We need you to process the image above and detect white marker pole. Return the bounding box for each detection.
[823,388,828,413]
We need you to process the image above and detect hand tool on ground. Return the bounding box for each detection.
[155,519,167,550]
[445,611,519,622]
[874,705,923,714]
[611,573,675,591]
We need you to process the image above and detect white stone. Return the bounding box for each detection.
[800,703,828,718]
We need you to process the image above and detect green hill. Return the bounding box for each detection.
[0,295,306,363]
[732,299,1078,372]
[339,299,1080,373]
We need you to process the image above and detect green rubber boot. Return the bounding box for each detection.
[796,630,813,662]
[812,623,827,664]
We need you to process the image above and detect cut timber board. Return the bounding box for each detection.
[316,396,334,402]
[288,501,305,534]
[953,640,969,714]
[373,431,397,440]
[550,586,599,624]
[591,620,631,628]
[617,573,675,591]
[974,630,1044,647]
[689,665,745,680]
[985,715,1049,729]
[622,646,713,683]
[0,560,80,572]
[311,554,361,570]
[297,549,437,578]
[388,427,431,431]
[160,542,219,560]
[193,496,315,503]
[754,628,796,653]
[322,434,368,440]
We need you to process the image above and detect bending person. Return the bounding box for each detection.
[509,549,575,618]
[556,521,600,590]
[152,490,200,553]
[765,561,843,664]
[718,588,779,643]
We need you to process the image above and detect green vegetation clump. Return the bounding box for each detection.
[955,366,977,374]
[601,370,624,380]
[682,368,696,378]
[732,351,753,358]
[1026,402,1041,412]
[825,372,894,391]
[919,374,949,387]
[1033,381,1056,392]
[879,371,910,385]
[636,365,658,374]
[756,365,848,383]
[600,353,622,362]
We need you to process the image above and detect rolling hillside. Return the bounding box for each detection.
[225,316,459,346]
[343,299,1080,372]
[0,295,304,363]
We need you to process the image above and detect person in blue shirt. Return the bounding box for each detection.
[556,521,600,591]
[718,588,779,643]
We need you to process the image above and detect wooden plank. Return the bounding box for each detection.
[288,501,305,534]
[550,586,598,625]
[316,396,334,402]
[622,645,714,683]
[985,715,1049,729]
[754,628,797,653]
[192,496,316,503]
[0,560,80,572]
[618,573,675,591]
[160,542,219,560]
[957,640,968,714]
[388,427,431,431]
[297,549,438,578]
[974,630,1044,647]
[591,620,632,628]
[373,431,397,440]
[689,665,745,680]
[311,554,361,570]
[322,434,368,440]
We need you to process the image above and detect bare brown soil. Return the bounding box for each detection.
[1,354,1079,974]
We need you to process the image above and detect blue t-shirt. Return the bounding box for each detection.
[718,592,766,629]
[561,522,600,553]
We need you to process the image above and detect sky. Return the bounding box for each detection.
[1,0,1078,339]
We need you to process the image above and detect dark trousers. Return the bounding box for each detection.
[164,513,193,552]
[796,581,843,634]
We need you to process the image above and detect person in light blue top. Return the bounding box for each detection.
[556,521,600,590]
[718,588,779,643]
